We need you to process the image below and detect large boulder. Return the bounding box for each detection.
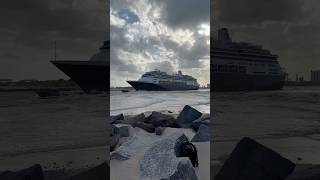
[191,124,210,142]
[140,133,198,180]
[155,127,166,136]
[111,114,124,124]
[215,137,296,180]
[0,164,44,180]
[162,158,198,180]
[191,114,210,131]
[122,113,146,125]
[111,130,159,161]
[110,125,120,152]
[132,121,155,133]
[119,126,130,138]
[147,111,177,128]
[176,105,202,128]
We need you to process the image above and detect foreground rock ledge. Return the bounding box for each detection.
[140,133,198,180]
[215,137,296,180]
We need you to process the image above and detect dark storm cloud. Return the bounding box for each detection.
[153,0,210,29]
[214,0,305,25]
[0,0,108,80]
[214,0,320,80]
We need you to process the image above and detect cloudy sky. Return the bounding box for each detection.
[0,0,108,80]
[110,0,210,87]
[213,0,320,80]
[2,0,317,83]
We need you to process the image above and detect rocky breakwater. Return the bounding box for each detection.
[110,105,210,180]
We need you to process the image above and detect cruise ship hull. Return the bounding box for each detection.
[211,72,285,91]
[51,61,109,92]
[127,81,199,91]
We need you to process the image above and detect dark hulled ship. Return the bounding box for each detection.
[127,70,199,91]
[211,28,285,91]
[51,41,109,93]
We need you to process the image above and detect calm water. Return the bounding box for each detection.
[0,91,108,170]
[110,89,210,115]
[213,86,320,164]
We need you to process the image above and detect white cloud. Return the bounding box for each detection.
[110,0,210,87]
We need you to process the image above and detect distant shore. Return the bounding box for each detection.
[0,79,79,92]
[284,81,320,86]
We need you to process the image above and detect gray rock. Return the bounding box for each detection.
[162,158,198,180]
[111,132,159,161]
[110,125,120,151]
[133,121,155,133]
[148,111,177,127]
[215,137,296,180]
[191,124,210,142]
[122,113,146,125]
[191,114,210,131]
[155,127,166,135]
[140,133,197,180]
[111,114,124,124]
[176,105,202,128]
[119,126,130,137]
[0,164,44,180]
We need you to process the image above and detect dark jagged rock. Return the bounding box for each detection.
[110,125,120,151]
[119,126,130,137]
[155,127,166,135]
[191,124,210,142]
[111,114,124,124]
[132,121,155,133]
[122,113,146,125]
[148,111,177,128]
[176,105,202,128]
[191,114,210,131]
[68,162,109,180]
[215,137,295,180]
[0,164,44,180]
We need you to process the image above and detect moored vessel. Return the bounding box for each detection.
[211,28,285,91]
[127,70,199,91]
[51,41,109,93]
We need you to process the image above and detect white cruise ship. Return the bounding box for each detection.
[211,28,285,91]
[127,70,199,91]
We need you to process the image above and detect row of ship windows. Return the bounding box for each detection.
[227,62,278,67]
[213,64,280,74]
[212,64,246,73]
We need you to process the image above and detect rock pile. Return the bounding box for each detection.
[110,105,211,152]
[110,105,210,180]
